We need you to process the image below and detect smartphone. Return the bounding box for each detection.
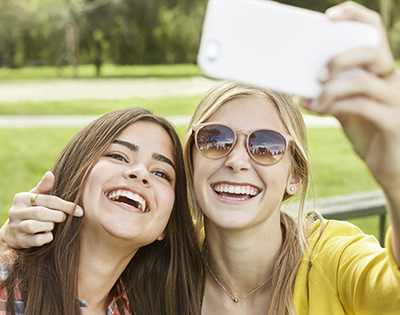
[197,0,380,98]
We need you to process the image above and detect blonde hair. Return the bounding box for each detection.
[183,81,311,315]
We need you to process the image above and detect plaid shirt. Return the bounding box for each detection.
[0,251,131,315]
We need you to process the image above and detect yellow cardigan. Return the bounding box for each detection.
[293,220,400,314]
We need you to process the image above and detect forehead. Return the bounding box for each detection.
[207,96,287,133]
[115,121,174,159]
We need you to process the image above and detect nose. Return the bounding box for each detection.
[123,165,151,186]
[224,134,251,172]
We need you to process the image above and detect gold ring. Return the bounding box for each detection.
[382,67,395,78]
[30,194,39,207]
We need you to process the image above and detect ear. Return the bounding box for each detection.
[286,168,302,195]
[157,231,166,241]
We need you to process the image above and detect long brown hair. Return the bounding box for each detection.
[183,81,312,315]
[2,108,203,315]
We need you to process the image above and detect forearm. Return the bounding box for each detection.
[384,187,400,268]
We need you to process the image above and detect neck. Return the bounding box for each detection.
[204,212,283,299]
[77,232,139,312]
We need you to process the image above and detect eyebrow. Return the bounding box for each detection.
[113,139,138,152]
[152,153,176,171]
[112,140,175,171]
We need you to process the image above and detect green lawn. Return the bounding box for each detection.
[0,64,203,82]
[0,125,384,239]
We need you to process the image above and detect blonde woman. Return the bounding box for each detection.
[181,3,400,313]
[2,2,400,314]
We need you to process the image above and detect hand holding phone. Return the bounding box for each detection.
[197,0,380,98]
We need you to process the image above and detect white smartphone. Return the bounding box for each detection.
[197,0,380,98]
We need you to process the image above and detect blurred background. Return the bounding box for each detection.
[0,0,398,72]
[0,0,393,238]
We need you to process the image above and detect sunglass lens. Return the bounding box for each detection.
[196,124,234,158]
[248,130,287,164]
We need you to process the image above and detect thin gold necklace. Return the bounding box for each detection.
[204,255,274,303]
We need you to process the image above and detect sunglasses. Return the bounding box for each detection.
[192,123,293,165]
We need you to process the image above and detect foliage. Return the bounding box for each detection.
[1,0,400,71]
[0,0,208,70]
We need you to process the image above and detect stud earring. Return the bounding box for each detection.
[290,187,295,192]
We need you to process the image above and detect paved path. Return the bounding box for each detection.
[0,114,340,128]
[0,77,217,103]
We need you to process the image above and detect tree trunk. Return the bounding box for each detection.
[66,21,79,78]
[380,0,392,29]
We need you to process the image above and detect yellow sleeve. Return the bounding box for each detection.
[315,221,400,314]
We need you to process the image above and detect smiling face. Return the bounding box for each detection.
[192,96,299,232]
[81,120,176,247]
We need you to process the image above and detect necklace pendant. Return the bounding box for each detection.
[234,298,239,303]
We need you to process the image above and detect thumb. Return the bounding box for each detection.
[30,171,55,194]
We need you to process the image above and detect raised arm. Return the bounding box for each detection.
[0,172,83,249]
[300,1,400,266]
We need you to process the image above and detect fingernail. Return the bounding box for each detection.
[318,67,330,83]
[326,7,344,19]
[298,98,311,109]
[75,206,84,217]
[310,99,319,111]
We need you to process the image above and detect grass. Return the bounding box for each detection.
[2,61,399,83]
[0,64,203,82]
[0,125,384,239]
[307,127,383,238]
[0,95,201,117]
[0,128,81,223]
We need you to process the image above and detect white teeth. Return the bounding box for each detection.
[107,189,147,212]
[213,184,260,197]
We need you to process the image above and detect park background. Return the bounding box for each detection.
[0,0,395,238]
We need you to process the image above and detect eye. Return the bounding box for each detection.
[105,153,128,163]
[152,170,172,182]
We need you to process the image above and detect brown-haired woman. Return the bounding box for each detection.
[0,107,202,315]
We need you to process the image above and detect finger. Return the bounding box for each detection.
[323,2,393,77]
[30,171,55,194]
[298,97,313,110]
[320,46,393,81]
[9,205,68,223]
[17,232,54,249]
[15,220,55,235]
[32,194,84,217]
[325,2,383,29]
[315,69,390,115]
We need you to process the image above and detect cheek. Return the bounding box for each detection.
[192,155,206,198]
[158,184,175,216]
[81,163,109,208]
[192,150,215,183]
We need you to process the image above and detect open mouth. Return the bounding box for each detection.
[107,189,148,212]
[212,183,261,201]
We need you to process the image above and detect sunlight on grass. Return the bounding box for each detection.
[0,95,201,117]
[0,64,203,82]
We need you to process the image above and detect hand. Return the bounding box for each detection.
[299,1,400,191]
[0,172,83,249]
